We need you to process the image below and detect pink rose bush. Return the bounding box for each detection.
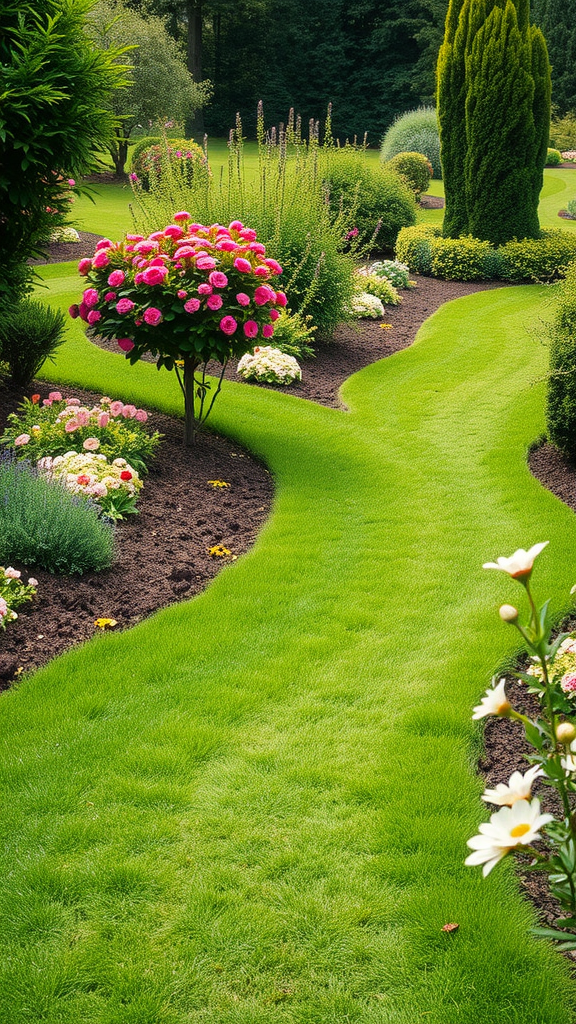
[71,217,286,441]
[38,453,142,520]
[0,566,38,631]
[1,393,160,476]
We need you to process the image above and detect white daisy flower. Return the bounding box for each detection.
[483,542,548,580]
[481,764,543,806]
[472,678,511,720]
[465,798,553,876]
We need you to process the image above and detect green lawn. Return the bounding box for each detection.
[2,264,576,1021]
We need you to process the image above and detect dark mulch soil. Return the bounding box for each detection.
[419,194,445,209]
[29,231,107,266]
[9,234,576,942]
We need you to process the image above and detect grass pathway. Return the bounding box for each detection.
[2,270,576,1021]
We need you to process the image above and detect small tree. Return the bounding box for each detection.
[88,1,209,176]
[437,0,551,244]
[0,0,127,311]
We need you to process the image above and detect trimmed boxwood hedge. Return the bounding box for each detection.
[395,224,576,282]
[546,262,576,457]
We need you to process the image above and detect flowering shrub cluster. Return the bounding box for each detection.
[467,540,576,951]
[38,453,142,520]
[348,292,385,319]
[2,392,160,474]
[71,216,286,441]
[354,269,400,306]
[130,140,209,192]
[237,346,302,385]
[0,565,38,630]
[369,259,412,290]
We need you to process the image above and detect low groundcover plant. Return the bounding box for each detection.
[467,540,576,951]
[70,216,286,443]
[237,346,302,386]
[0,565,37,630]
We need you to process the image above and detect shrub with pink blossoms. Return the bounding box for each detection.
[38,452,142,520]
[0,565,38,631]
[71,217,286,443]
[1,393,160,475]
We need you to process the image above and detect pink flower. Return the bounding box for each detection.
[83,437,100,451]
[48,391,62,402]
[234,257,252,273]
[164,225,185,240]
[262,324,274,338]
[239,228,257,242]
[248,242,266,255]
[116,298,135,314]
[69,304,80,318]
[28,578,38,588]
[207,294,223,311]
[275,291,287,307]
[135,409,148,423]
[134,273,145,285]
[4,567,21,578]
[254,285,274,305]
[126,234,144,242]
[122,405,137,419]
[264,258,283,275]
[198,283,212,295]
[253,265,270,277]
[65,419,79,433]
[243,320,258,339]
[78,258,92,276]
[108,269,125,287]
[83,288,99,308]
[0,598,7,619]
[219,315,237,335]
[177,290,188,299]
[67,179,75,187]
[149,255,168,266]
[216,239,237,252]
[134,240,159,255]
[92,250,110,269]
[173,211,191,222]
[42,399,53,407]
[562,672,576,693]
[78,302,89,322]
[209,271,228,288]
[184,298,201,313]
[269,308,280,321]
[236,292,250,306]
[196,256,217,270]
[76,411,89,426]
[143,307,162,325]
[173,246,196,260]
[87,310,101,324]
[104,292,116,302]
[129,172,139,182]
[149,231,164,242]
[96,239,113,250]
[229,220,244,232]
[109,400,124,415]
[118,338,135,353]
[67,398,81,406]
[142,266,168,286]
[14,434,30,446]
[97,411,110,427]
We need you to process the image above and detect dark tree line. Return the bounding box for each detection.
[124,0,574,141]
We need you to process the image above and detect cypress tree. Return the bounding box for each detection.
[437,0,551,244]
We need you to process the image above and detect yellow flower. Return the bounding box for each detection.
[94,618,117,630]
[207,479,229,488]
[379,323,393,330]
[175,359,185,367]
[208,544,231,558]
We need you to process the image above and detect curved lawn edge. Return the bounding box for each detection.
[1,277,576,1022]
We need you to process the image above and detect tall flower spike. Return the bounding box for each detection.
[483,542,548,580]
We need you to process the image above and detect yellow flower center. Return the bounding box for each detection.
[510,823,531,838]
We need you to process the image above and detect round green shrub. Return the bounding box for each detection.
[386,152,433,199]
[497,231,576,282]
[546,148,563,166]
[128,135,161,168]
[380,107,442,179]
[395,225,441,275]
[322,148,416,251]
[357,272,400,305]
[546,261,576,456]
[131,139,209,191]
[431,235,492,281]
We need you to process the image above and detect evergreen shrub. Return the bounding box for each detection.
[546,148,563,166]
[131,139,209,191]
[0,458,115,575]
[546,261,576,456]
[322,148,416,250]
[396,225,576,282]
[431,235,492,281]
[380,107,442,179]
[0,300,66,387]
[386,152,433,199]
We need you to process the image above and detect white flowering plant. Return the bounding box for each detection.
[237,346,302,386]
[38,452,142,520]
[467,541,576,949]
[1,392,161,475]
[0,566,38,630]
[368,259,412,290]
[348,291,385,319]
[354,269,400,306]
